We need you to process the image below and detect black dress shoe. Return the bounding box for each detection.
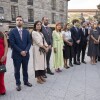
[47,68,54,75]
[0,93,6,95]
[24,82,32,87]
[16,85,21,91]
[47,71,54,75]
[82,61,86,64]
[69,63,73,67]
[74,62,80,65]
[65,66,70,69]
[43,75,47,78]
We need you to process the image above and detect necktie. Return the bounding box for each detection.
[19,29,22,40]
[45,27,48,33]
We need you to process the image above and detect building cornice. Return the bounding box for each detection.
[68,9,97,12]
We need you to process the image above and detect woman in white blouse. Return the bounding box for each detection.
[62,23,74,68]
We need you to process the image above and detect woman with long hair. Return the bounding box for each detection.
[32,21,49,84]
[53,22,64,72]
[62,23,74,68]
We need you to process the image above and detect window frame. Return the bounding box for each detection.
[28,8,34,22]
[11,5,19,21]
[0,7,4,14]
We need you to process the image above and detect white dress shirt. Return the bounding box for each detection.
[17,27,23,40]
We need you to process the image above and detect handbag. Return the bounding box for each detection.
[39,35,46,54]
[0,64,6,73]
[68,39,73,43]
[39,47,46,54]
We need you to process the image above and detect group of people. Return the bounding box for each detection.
[0,16,100,95]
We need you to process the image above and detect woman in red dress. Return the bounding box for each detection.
[0,31,8,95]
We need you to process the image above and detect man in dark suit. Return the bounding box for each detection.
[9,16,32,91]
[97,21,100,61]
[42,17,54,77]
[78,22,88,64]
[70,19,81,65]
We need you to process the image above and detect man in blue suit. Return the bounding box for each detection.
[71,19,81,65]
[9,16,32,91]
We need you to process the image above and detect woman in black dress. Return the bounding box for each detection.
[62,23,74,68]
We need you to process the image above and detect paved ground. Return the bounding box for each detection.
[0,47,100,100]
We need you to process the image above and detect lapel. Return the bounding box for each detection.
[73,27,78,33]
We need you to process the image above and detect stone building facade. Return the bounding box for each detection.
[0,0,70,31]
[68,9,97,19]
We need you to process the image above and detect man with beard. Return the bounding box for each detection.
[42,17,54,78]
[9,16,32,91]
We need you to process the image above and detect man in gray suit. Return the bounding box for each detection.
[42,17,54,77]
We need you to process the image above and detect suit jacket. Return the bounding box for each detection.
[79,28,88,45]
[42,25,53,46]
[9,27,31,60]
[70,26,81,44]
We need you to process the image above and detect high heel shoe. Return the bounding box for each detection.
[37,78,44,84]
[40,76,46,82]
[0,93,6,95]
[58,68,62,72]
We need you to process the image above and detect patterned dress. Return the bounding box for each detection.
[88,29,100,57]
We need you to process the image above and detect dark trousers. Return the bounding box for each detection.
[73,43,79,63]
[69,46,73,63]
[13,57,29,85]
[46,49,52,68]
[77,44,87,62]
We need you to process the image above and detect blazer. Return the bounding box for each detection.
[70,26,81,44]
[9,27,31,60]
[42,25,53,46]
[79,28,88,45]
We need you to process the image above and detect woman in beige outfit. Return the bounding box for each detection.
[32,21,49,84]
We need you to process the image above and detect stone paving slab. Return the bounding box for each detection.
[0,48,100,100]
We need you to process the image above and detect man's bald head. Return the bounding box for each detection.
[42,17,49,26]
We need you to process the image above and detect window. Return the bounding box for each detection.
[0,7,4,13]
[11,6,19,21]
[60,14,64,23]
[28,9,34,22]
[52,13,56,24]
[10,0,18,2]
[51,0,56,10]
[59,1,64,11]
[27,0,33,5]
